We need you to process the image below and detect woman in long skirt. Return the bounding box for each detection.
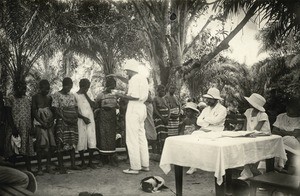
[52,77,80,174]
[95,77,118,166]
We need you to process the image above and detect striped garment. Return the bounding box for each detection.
[167,108,180,136]
[55,107,78,152]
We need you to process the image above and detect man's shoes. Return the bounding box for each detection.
[123,169,139,174]
[186,167,197,175]
[140,166,150,172]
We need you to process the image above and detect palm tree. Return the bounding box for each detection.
[0,0,64,86]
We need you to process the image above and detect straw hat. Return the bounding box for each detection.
[184,102,199,113]
[244,93,266,112]
[203,87,223,100]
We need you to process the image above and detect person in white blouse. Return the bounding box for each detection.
[272,97,300,174]
[187,87,227,174]
[196,87,227,132]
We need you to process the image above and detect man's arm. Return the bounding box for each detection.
[197,109,209,127]
[107,74,128,84]
[203,107,227,125]
[84,93,96,109]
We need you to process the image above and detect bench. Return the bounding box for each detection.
[248,172,300,196]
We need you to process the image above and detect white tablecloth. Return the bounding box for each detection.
[159,132,287,185]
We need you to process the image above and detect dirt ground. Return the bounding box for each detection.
[32,157,216,196]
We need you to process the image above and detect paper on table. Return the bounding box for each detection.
[221,130,271,138]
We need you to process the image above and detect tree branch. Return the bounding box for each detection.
[183,15,213,55]
[183,2,259,79]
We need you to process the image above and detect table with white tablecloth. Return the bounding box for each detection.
[159,131,287,196]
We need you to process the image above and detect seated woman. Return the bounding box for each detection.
[239,93,271,180]
[272,97,300,174]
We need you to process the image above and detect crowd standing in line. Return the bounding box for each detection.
[0,61,299,192]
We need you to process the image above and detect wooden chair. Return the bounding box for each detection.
[248,172,300,196]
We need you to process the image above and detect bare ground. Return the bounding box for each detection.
[33,158,216,196]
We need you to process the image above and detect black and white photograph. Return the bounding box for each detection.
[0,0,299,195]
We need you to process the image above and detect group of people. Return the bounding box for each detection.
[1,62,299,193]
[176,87,300,179]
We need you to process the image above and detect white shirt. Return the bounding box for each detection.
[197,102,227,132]
[127,73,149,103]
[273,113,300,132]
[244,108,270,133]
[273,113,300,152]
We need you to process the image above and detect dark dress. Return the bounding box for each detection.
[95,91,118,154]
[9,96,34,156]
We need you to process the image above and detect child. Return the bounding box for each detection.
[180,102,200,175]
[178,102,199,135]
[239,93,271,180]
[32,80,56,175]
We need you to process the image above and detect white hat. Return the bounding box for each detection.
[138,65,150,78]
[184,102,199,113]
[124,59,140,73]
[244,93,266,112]
[203,87,222,100]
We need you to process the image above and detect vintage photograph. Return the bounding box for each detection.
[0,0,299,195]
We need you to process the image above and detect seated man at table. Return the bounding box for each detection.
[196,87,227,132]
[187,87,227,174]
[272,97,300,174]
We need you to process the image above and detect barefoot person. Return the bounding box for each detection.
[7,80,34,171]
[52,77,80,173]
[109,61,149,174]
[75,79,97,169]
[32,79,56,175]
[95,77,119,166]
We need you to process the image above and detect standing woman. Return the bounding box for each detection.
[8,80,34,171]
[52,77,80,173]
[95,77,118,166]
[153,85,170,154]
[144,91,157,153]
[164,85,181,136]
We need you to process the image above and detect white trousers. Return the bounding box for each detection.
[126,102,149,170]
